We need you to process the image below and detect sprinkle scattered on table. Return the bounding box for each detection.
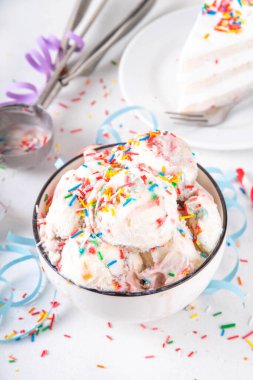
[41,349,49,358]
[97,364,106,369]
[58,102,68,109]
[213,311,222,317]
[242,330,253,339]
[245,339,253,348]
[70,128,83,134]
[227,335,239,340]
[50,301,60,308]
[8,355,17,363]
[220,323,236,329]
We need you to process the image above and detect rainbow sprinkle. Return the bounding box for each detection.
[139,135,150,141]
[68,194,77,206]
[98,251,103,260]
[220,323,236,329]
[123,198,136,207]
[70,230,83,238]
[148,183,158,191]
[107,260,117,268]
[179,214,195,220]
[68,183,82,192]
[79,247,85,255]
[213,311,222,317]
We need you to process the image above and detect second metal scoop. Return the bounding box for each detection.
[0,0,155,169]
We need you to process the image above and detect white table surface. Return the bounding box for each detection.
[1,1,253,379]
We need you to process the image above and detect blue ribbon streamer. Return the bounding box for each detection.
[0,244,42,308]
[7,231,35,247]
[204,167,247,300]
[96,106,158,145]
[0,237,57,342]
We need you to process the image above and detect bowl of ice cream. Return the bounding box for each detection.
[33,132,227,323]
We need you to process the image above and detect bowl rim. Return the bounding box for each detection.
[32,143,227,297]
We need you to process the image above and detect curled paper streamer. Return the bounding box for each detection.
[96,106,158,145]
[7,231,35,247]
[0,233,57,342]
[205,168,247,300]
[0,244,42,309]
[5,82,39,105]
[1,32,84,106]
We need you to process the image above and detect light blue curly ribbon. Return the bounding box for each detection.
[0,244,42,308]
[6,231,35,247]
[96,105,158,145]
[205,168,246,300]
[0,234,57,342]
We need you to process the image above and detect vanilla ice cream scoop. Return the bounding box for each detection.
[60,236,144,291]
[139,223,201,289]
[184,191,222,254]
[60,238,124,290]
[113,131,198,186]
[89,167,178,250]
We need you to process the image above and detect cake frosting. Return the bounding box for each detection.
[39,131,222,292]
[178,0,253,113]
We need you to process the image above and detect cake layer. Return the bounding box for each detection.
[179,82,253,113]
[181,58,253,96]
[180,38,253,75]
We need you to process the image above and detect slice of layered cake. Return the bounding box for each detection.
[178,1,253,113]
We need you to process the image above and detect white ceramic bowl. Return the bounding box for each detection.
[33,145,227,323]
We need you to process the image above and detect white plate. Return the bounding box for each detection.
[119,6,253,151]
